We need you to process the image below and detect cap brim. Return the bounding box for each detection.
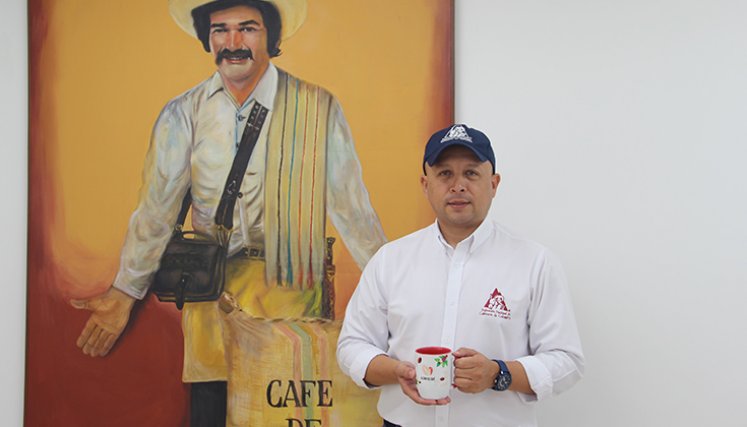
[425,141,489,166]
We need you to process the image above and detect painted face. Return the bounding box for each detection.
[421,145,500,239]
[208,5,271,87]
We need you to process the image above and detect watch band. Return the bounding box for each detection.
[492,359,512,391]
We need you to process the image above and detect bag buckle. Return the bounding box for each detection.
[216,225,232,247]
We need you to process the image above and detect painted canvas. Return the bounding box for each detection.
[26,0,453,425]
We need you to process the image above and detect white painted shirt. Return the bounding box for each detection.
[113,64,385,299]
[337,219,584,427]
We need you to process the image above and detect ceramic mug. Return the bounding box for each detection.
[415,346,452,399]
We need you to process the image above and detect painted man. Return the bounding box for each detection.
[337,124,584,426]
[72,0,386,425]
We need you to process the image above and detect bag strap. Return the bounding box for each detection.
[173,190,192,233]
[215,102,269,229]
[172,101,269,233]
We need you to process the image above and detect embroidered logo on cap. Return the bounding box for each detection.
[480,288,511,319]
[440,125,473,143]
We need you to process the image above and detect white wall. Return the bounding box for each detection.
[5,0,747,425]
[457,1,747,426]
[1,0,27,425]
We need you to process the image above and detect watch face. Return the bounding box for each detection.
[496,374,512,391]
[492,360,513,391]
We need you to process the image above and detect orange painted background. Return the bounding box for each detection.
[26,0,452,425]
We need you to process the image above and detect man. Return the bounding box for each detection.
[71,0,386,425]
[337,124,584,427]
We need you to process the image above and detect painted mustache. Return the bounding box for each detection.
[216,48,254,65]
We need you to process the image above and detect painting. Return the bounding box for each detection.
[26,0,453,425]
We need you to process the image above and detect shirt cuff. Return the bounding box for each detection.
[349,348,387,389]
[516,355,552,402]
[112,280,148,300]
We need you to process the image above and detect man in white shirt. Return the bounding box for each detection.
[70,1,385,425]
[337,124,584,427]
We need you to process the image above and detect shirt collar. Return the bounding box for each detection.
[206,63,278,111]
[432,218,494,254]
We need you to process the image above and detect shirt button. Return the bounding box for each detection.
[237,115,245,121]
[237,192,243,198]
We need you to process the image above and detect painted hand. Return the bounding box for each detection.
[452,347,499,393]
[71,287,135,357]
[395,361,451,406]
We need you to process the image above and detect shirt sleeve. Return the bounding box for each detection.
[336,247,390,388]
[516,250,585,402]
[112,99,193,299]
[325,97,387,269]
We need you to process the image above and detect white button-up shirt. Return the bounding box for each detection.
[337,219,584,427]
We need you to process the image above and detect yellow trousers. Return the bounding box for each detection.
[181,257,322,382]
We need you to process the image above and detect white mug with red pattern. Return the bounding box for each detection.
[415,346,452,399]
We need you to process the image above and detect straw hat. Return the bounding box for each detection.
[168,0,307,40]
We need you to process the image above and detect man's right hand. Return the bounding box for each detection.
[71,287,136,357]
[394,361,451,406]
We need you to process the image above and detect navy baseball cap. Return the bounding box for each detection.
[423,124,496,173]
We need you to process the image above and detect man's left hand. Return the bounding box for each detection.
[452,347,499,393]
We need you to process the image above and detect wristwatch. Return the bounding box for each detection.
[491,360,512,391]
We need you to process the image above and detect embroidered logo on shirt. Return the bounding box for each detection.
[440,125,473,143]
[480,288,511,319]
